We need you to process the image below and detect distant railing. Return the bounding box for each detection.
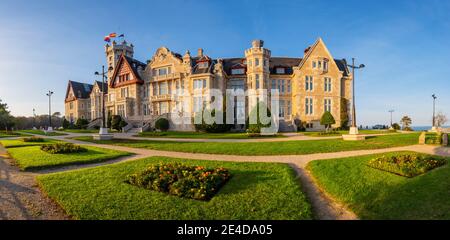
[151,72,181,82]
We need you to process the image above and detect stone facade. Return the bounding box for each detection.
[64,38,353,132]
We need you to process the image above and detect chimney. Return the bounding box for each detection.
[197,48,204,57]
[304,46,311,55]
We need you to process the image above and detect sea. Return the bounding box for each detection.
[411,126,450,131]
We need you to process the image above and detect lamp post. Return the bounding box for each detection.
[432,94,437,131]
[94,65,113,136]
[347,58,365,135]
[389,109,395,128]
[46,91,54,131]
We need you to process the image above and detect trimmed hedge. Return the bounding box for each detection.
[155,118,170,132]
[22,136,44,142]
[40,143,87,154]
[126,163,231,200]
[367,153,447,178]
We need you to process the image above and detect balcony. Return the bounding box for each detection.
[151,94,173,102]
[151,72,181,82]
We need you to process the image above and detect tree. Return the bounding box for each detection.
[0,99,14,132]
[435,112,448,127]
[320,111,336,132]
[62,117,70,129]
[75,118,89,129]
[340,98,349,130]
[111,115,122,131]
[400,116,412,131]
[392,123,401,130]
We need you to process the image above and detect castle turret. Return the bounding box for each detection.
[105,40,134,82]
[245,40,271,109]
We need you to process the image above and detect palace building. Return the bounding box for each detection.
[64,38,353,132]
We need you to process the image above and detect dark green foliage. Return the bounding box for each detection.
[294,118,306,132]
[40,143,87,154]
[392,123,401,130]
[111,115,122,131]
[126,163,231,200]
[425,133,442,145]
[155,118,170,131]
[22,136,44,142]
[107,114,112,128]
[194,109,232,133]
[62,118,70,129]
[119,119,128,129]
[320,111,336,131]
[75,118,89,129]
[367,153,447,178]
[340,98,349,130]
[246,102,272,135]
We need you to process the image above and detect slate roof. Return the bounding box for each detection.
[67,80,93,99]
[94,81,108,94]
[124,55,146,78]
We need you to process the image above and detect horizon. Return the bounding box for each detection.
[0,0,449,126]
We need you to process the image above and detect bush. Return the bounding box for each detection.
[40,143,87,154]
[119,120,128,130]
[294,118,306,132]
[155,118,169,132]
[367,153,447,178]
[22,136,44,142]
[62,118,70,129]
[194,109,232,133]
[320,111,336,131]
[126,163,231,200]
[75,118,89,129]
[392,123,401,130]
[111,115,122,131]
[246,102,272,135]
[317,130,339,136]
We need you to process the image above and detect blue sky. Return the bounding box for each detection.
[0,0,449,126]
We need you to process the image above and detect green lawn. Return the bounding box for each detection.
[6,145,132,171]
[0,138,60,148]
[37,157,312,220]
[307,151,450,219]
[137,131,285,139]
[73,133,420,156]
[0,131,30,138]
[302,129,398,137]
[60,129,119,134]
[19,130,67,136]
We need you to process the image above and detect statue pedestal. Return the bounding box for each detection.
[93,128,113,140]
[343,127,366,141]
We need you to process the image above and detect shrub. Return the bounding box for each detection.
[425,133,442,145]
[320,111,336,131]
[155,118,170,132]
[119,119,128,130]
[111,115,122,131]
[392,123,401,130]
[246,102,272,135]
[74,118,89,129]
[367,153,447,178]
[317,130,339,136]
[40,143,87,154]
[62,118,70,129]
[22,136,44,142]
[126,163,231,200]
[194,109,232,133]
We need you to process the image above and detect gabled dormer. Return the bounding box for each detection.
[109,54,146,88]
[65,80,93,103]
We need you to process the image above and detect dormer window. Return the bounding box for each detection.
[312,61,317,68]
[198,62,209,68]
[276,67,286,74]
[232,68,245,75]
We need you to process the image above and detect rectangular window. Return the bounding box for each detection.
[159,102,168,114]
[312,61,316,68]
[281,79,285,93]
[158,68,167,76]
[117,104,125,117]
[287,80,291,93]
[256,74,260,89]
[69,102,73,109]
[287,100,292,116]
[279,100,285,118]
[276,68,285,74]
[193,96,203,112]
[255,58,260,66]
[271,79,276,90]
[159,82,168,95]
[324,99,332,112]
[318,61,322,69]
[323,61,328,71]
[120,87,129,98]
[305,76,313,91]
[324,77,332,92]
[231,68,245,75]
[305,97,313,115]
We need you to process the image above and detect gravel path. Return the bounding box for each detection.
[0,145,68,220]
[1,132,448,220]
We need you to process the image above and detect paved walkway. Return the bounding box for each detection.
[1,132,449,220]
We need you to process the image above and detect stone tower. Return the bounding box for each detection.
[245,40,271,108]
[105,40,134,82]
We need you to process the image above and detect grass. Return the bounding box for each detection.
[0,131,30,138]
[137,131,285,139]
[0,138,60,148]
[37,157,312,220]
[73,133,420,156]
[307,151,450,219]
[302,129,398,137]
[6,145,132,171]
[19,130,67,136]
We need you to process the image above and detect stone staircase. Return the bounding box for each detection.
[87,118,102,129]
[278,119,296,132]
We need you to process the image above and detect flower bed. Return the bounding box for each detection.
[126,163,231,200]
[40,143,87,154]
[22,136,45,142]
[367,153,447,178]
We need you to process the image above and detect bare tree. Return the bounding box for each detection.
[435,112,448,127]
